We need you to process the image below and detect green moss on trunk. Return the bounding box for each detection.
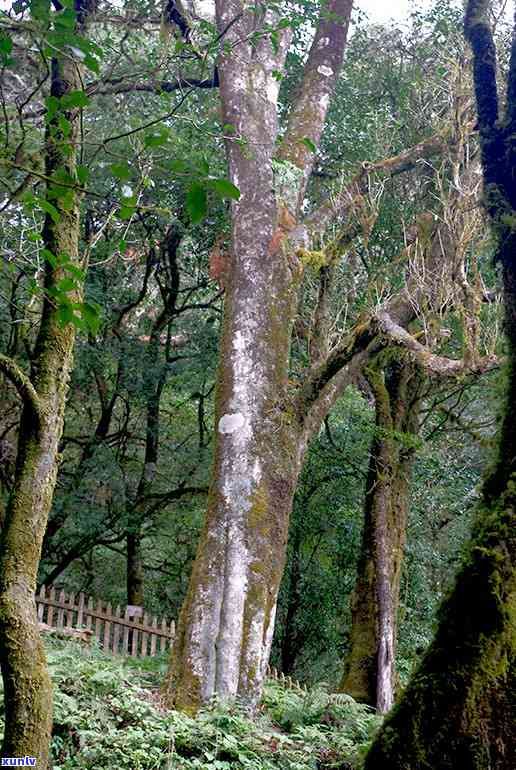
[340,353,424,709]
[0,27,85,768]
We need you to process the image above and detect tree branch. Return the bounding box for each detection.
[375,311,499,377]
[0,354,40,417]
[87,71,219,97]
[304,132,446,237]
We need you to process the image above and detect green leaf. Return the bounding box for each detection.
[30,0,50,22]
[83,54,99,74]
[207,178,241,201]
[119,205,135,221]
[54,7,76,30]
[167,159,189,174]
[186,183,207,223]
[58,114,72,138]
[45,96,60,123]
[301,137,317,153]
[0,33,13,66]
[76,165,89,185]
[65,263,85,281]
[42,248,58,268]
[144,130,169,148]
[61,90,89,109]
[110,163,131,181]
[57,303,74,327]
[80,301,101,334]
[37,198,60,223]
[57,277,78,293]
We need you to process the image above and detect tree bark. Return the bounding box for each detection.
[340,355,424,712]
[364,3,516,765]
[280,523,303,676]
[0,18,86,768]
[163,0,353,712]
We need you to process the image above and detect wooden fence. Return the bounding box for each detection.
[36,585,175,658]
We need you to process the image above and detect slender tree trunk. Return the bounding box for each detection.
[0,25,86,767]
[364,3,516,765]
[125,224,181,605]
[126,530,145,606]
[340,356,423,711]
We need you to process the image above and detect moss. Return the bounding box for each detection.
[296,248,327,271]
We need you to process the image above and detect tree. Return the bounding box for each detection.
[163,0,355,712]
[0,2,93,765]
[363,2,516,766]
[340,352,425,712]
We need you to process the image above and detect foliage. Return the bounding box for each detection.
[0,638,380,770]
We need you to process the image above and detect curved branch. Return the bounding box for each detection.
[375,312,499,377]
[304,132,446,237]
[0,354,40,417]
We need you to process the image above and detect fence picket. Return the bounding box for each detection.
[131,617,139,657]
[122,608,130,655]
[150,616,158,656]
[86,596,94,631]
[57,590,65,628]
[104,602,112,652]
[159,618,167,654]
[112,606,121,655]
[66,592,75,628]
[37,586,45,622]
[95,598,102,643]
[47,587,55,627]
[77,592,85,628]
[141,612,149,658]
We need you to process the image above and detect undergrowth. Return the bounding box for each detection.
[0,638,380,769]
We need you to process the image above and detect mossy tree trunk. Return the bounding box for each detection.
[364,3,516,766]
[340,355,424,713]
[0,6,88,767]
[163,0,353,713]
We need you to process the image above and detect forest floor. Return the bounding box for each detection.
[0,638,380,769]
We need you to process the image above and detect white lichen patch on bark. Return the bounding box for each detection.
[218,412,246,434]
[317,64,333,77]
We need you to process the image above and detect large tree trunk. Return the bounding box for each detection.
[340,356,424,712]
[364,3,516,765]
[0,31,85,770]
[163,0,353,712]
